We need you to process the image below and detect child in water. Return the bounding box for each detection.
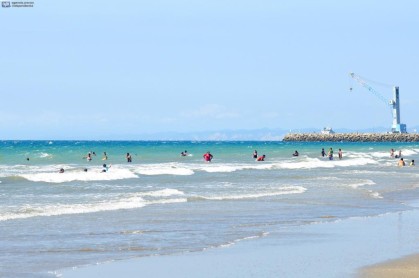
[102,164,111,172]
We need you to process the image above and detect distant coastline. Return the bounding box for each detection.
[283,133,419,142]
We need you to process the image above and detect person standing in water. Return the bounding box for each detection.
[203,151,213,162]
[102,152,108,160]
[398,158,405,167]
[338,149,343,160]
[253,150,258,159]
[126,153,132,163]
[390,149,395,158]
[328,148,334,160]
[83,152,92,161]
[321,148,326,157]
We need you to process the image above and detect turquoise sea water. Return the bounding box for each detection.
[1,141,419,277]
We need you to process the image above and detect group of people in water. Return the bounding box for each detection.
[58,146,415,173]
[320,147,343,160]
[82,151,132,162]
[252,150,266,161]
[391,149,415,166]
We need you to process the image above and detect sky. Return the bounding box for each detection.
[1,0,418,139]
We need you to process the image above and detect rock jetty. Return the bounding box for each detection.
[283,133,419,142]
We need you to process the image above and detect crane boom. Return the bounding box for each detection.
[348,72,407,133]
[349,72,390,108]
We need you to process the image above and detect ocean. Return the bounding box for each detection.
[1,140,419,277]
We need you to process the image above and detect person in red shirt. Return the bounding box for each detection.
[257,154,266,161]
[203,151,213,162]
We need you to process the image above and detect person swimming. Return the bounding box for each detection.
[293,150,299,157]
[102,164,111,172]
[257,154,266,161]
[59,168,65,173]
[181,150,188,157]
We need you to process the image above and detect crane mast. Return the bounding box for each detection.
[349,73,407,133]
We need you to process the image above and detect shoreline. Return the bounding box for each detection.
[58,209,419,278]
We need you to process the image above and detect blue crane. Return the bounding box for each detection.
[349,72,407,133]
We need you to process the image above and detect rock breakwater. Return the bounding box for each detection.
[283,133,419,142]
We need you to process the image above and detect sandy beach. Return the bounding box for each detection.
[59,208,419,278]
[359,254,419,278]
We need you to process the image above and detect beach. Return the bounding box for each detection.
[360,254,419,278]
[59,209,419,277]
[1,141,419,277]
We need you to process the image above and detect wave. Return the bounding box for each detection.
[347,179,376,189]
[0,189,186,221]
[21,167,138,183]
[368,190,383,199]
[213,231,270,249]
[133,164,194,176]
[138,188,185,197]
[190,186,306,201]
[271,157,378,170]
[197,163,272,173]
[0,155,381,182]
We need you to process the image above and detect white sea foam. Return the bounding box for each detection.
[197,163,272,173]
[39,152,52,158]
[196,186,306,200]
[274,158,334,169]
[21,167,138,183]
[401,149,418,156]
[138,188,185,197]
[347,179,376,189]
[368,190,383,199]
[369,151,391,158]
[271,157,377,170]
[0,190,187,221]
[134,164,194,176]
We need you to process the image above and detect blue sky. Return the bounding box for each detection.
[1,0,418,139]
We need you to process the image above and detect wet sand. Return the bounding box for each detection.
[59,209,419,278]
[359,254,419,278]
